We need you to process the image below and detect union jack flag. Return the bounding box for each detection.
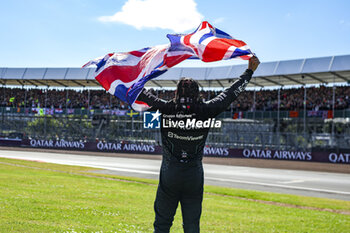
[167,21,253,62]
[84,21,254,111]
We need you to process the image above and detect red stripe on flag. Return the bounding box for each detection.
[201,39,231,62]
[129,51,146,57]
[241,55,252,60]
[199,21,214,31]
[95,65,139,90]
[207,21,214,30]
[183,34,192,46]
[201,38,249,62]
[183,34,199,56]
[164,54,192,68]
[200,22,207,30]
[226,39,247,47]
[134,100,149,106]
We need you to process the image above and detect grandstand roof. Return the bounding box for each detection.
[1,55,350,88]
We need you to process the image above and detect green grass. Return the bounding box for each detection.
[0,157,349,233]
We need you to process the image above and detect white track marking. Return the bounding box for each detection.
[81,165,159,175]
[278,179,319,184]
[205,177,350,195]
[1,151,350,198]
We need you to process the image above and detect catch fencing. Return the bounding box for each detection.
[1,111,350,151]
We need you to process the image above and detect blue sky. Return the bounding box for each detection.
[0,0,349,67]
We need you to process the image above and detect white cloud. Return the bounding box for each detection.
[98,0,203,33]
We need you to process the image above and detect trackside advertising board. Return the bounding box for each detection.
[0,139,349,164]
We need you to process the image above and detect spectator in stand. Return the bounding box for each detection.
[1,85,350,112]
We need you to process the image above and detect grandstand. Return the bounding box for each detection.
[0,54,350,87]
[1,55,350,152]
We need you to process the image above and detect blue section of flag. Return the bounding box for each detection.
[230,48,251,58]
[215,28,233,39]
[167,34,191,52]
[114,85,129,102]
[199,31,214,44]
[96,55,109,72]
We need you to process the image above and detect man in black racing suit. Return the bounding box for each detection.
[137,56,260,233]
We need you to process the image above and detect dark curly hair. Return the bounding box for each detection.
[175,77,200,104]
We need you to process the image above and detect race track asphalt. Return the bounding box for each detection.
[0,149,349,201]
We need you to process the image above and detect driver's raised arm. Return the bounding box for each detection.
[137,88,167,111]
[204,56,260,118]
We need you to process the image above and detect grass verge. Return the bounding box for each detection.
[0,157,349,232]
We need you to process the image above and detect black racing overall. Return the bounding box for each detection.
[138,69,253,233]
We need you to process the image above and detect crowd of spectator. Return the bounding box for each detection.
[231,85,350,111]
[0,88,127,110]
[1,85,350,111]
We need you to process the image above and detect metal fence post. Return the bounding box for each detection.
[277,88,281,149]
[331,74,335,147]
[44,88,48,138]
